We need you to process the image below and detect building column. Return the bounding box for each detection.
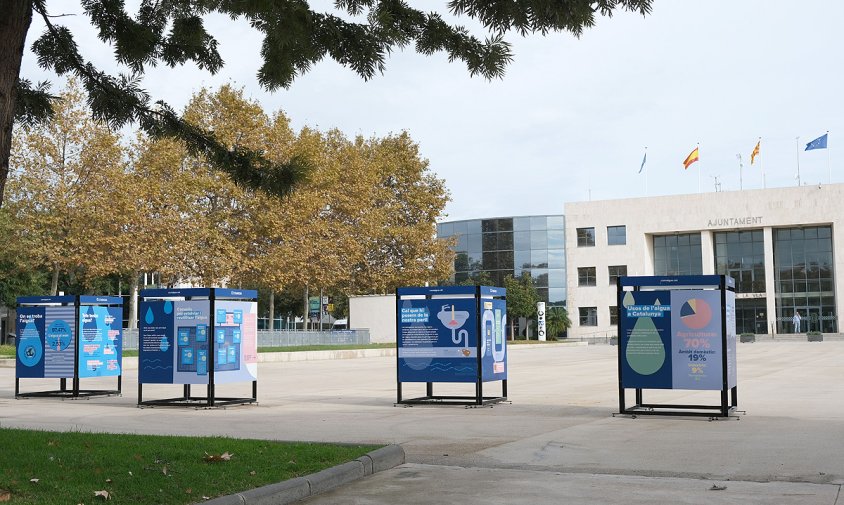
[701,231,715,274]
[763,227,777,334]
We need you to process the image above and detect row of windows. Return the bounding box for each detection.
[454,250,566,271]
[438,216,565,237]
[577,266,628,286]
[576,225,626,247]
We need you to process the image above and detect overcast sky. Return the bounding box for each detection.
[19,1,844,221]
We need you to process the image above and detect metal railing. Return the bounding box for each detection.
[121,328,370,350]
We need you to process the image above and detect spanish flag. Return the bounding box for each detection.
[750,140,761,165]
[683,147,699,169]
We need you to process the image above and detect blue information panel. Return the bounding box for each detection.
[16,305,76,379]
[77,305,122,378]
[397,286,507,383]
[139,297,258,385]
[620,286,735,390]
[398,298,479,382]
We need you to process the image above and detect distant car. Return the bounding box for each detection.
[332,319,348,330]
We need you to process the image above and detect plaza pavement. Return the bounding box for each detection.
[1,342,843,504]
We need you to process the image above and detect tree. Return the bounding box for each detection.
[546,306,572,340]
[347,132,454,293]
[2,0,654,208]
[503,273,539,339]
[6,77,124,294]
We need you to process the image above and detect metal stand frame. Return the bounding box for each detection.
[395,286,508,407]
[616,276,738,418]
[137,288,258,409]
[15,296,123,400]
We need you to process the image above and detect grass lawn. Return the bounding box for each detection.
[0,428,379,505]
[0,345,12,357]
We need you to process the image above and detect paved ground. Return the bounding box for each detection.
[2,342,843,504]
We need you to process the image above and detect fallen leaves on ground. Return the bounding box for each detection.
[0,490,11,502]
[29,478,39,484]
[94,490,110,500]
[203,451,233,462]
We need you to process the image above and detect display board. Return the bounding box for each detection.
[137,288,258,408]
[139,297,258,385]
[77,299,122,378]
[620,289,727,390]
[15,295,123,398]
[396,285,507,406]
[616,275,738,417]
[16,304,76,379]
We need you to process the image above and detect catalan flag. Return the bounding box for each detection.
[683,147,699,170]
[750,140,760,165]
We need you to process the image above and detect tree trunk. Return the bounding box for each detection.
[50,263,59,295]
[268,290,275,330]
[303,285,309,330]
[0,0,33,209]
[128,272,139,330]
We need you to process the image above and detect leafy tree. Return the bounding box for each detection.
[546,306,572,340]
[503,272,539,339]
[0,207,49,309]
[348,132,454,293]
[6,78,124,294]
[2,0,654,208]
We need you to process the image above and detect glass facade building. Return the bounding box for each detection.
[774,226,836,333]
[437,215,566,306]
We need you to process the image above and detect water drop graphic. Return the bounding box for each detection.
[163,301,173,314]
[159,336,170,352]
[145,307,154,324]
[626,315,665,375]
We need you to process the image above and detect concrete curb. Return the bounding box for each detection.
[201,445,405,505]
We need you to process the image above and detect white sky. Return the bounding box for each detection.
[19,1,844,221]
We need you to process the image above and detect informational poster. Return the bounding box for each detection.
[77,304,122,378]
[670,290,723,390]
[725,290,737,388]
[620,288,729,390]
[139,297,257,384]
[480,296,507,382]
[213,300,258,384]
[620,290,673,389]
[398,298,479,382]
[16,305,76,379]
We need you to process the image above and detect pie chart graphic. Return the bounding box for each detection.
[680,299,713,329]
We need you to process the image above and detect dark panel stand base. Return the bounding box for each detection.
[137,397,258,409]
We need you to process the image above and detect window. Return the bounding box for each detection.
[577,227,595,247]
[608,265,627,285]
[578,267,596,286]
[714,230,765,294]
[652,233,702,275]
[607,225,627,245]
[609,306,618,325]
[579,307,598,326]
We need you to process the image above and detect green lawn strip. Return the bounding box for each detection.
[0,428,379,505]
[0,345,13,357]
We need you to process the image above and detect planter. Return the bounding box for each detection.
[807,332,824,342]
[739,333,755,343]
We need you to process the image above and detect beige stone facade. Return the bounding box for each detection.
[564,184,844,339]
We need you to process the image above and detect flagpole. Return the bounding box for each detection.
[796,136,801,186]
[827,130,831,184]
[736,154,743,190]
[697,142,701,193]
[644,147,648,196]
[760,137,766,189]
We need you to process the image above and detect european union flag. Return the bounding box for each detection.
[805,133,828,151]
